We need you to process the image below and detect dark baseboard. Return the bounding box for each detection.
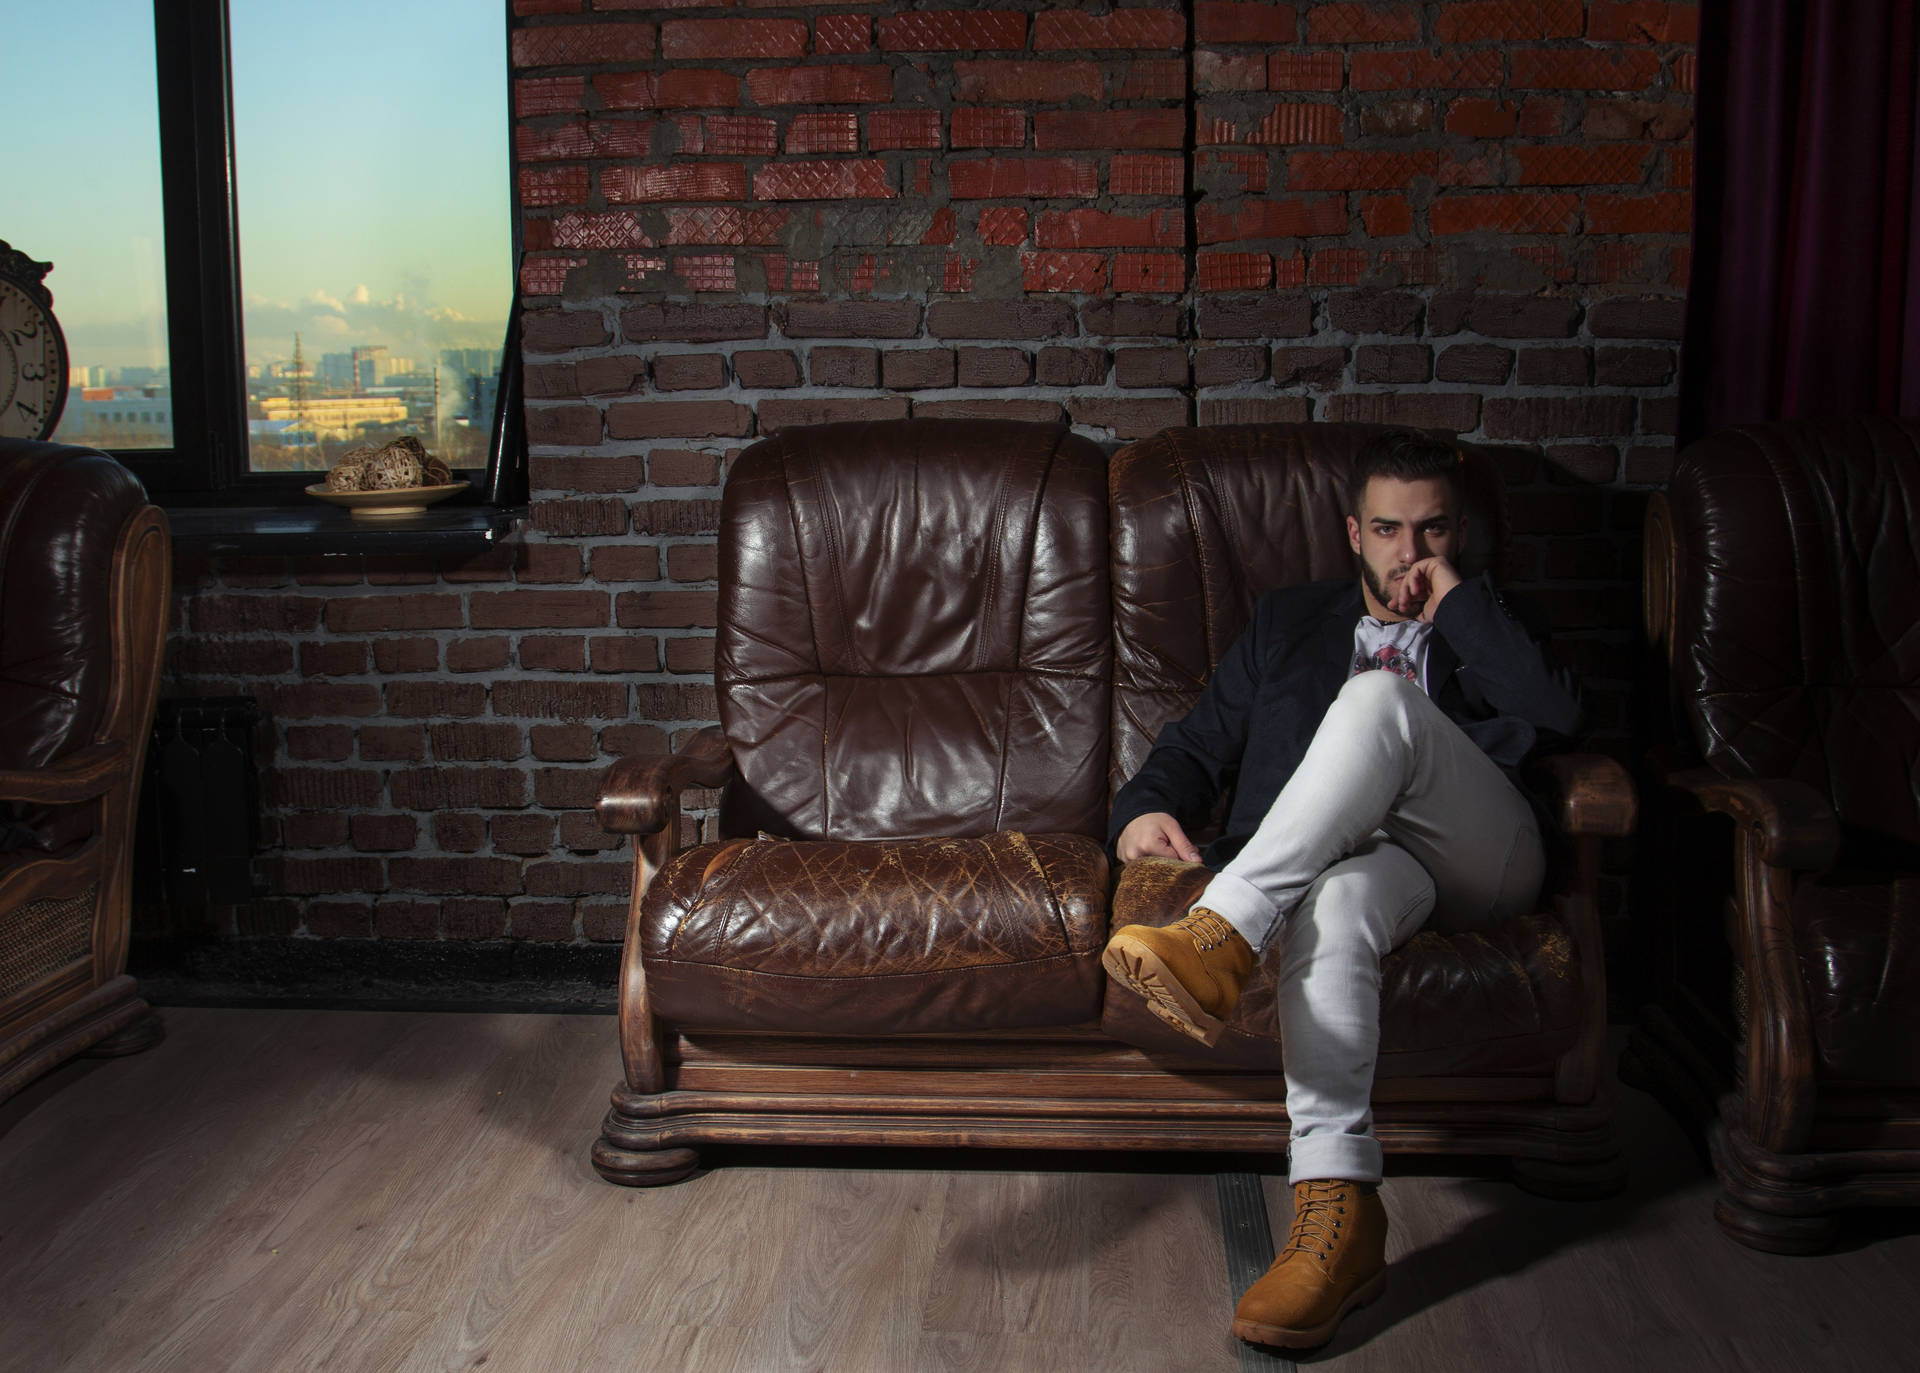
[127,935,620,1013]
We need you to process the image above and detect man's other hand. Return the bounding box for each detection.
[1391,555,1463,622]
[1117,812,1202,863]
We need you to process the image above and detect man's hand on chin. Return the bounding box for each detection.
[1390,556,1463,623]
[1118,812,1202,863]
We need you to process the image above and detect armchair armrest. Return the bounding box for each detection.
[596,725,739,836]
[1663,767,1841,871]
[1530,752,1637,837]
[1659,765,1833,1154]
[0,741,129,805]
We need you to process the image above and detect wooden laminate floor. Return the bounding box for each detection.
[2,1008,1916,1372]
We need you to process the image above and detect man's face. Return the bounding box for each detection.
[1345,475,1464,620]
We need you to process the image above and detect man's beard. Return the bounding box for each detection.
[1360,558,1420,616]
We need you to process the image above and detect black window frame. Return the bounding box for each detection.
[123,0,523,510]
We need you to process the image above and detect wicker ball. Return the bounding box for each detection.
[423,455,452,486]
[364,450,425,490]
[325,462,367,492]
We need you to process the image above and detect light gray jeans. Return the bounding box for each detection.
[1194,669,1544,1184]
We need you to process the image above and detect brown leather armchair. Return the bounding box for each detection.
[593,420,1634,1193]
[1633,415,1920,1252]
[0,439,170,1101]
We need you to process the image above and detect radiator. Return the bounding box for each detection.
[146,696,264,909]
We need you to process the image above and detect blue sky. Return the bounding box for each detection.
[5,0,511,372]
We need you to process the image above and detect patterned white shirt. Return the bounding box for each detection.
[1350,615,1435,693]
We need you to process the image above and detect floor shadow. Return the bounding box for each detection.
[0,1056,105,1146]
[1293,1082,1717,1361]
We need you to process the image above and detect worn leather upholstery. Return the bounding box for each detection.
[646,420,1112,1034]
[1669,417,1920,1086]
[636,418,1595,1065]
[645,831,1109,1034]
[0,442,150,853]
[716,420,1111,842]
[1667,418,1920,847]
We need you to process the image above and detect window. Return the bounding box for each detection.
[10,3,173,451]
[6,0,520,506]
[229,1,512,477]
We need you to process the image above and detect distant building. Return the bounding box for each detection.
[258,394,407,439]
[439,347,499,379]
[347,345,422,389]
[54,386,174,447]
[317,352,355,390]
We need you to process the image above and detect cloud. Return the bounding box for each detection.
[242,284,505,367]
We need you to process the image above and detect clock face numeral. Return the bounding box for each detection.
[0,276,65,440]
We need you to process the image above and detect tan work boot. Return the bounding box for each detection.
[1100,907,1254,1045]
[1232,1178,1388,1350]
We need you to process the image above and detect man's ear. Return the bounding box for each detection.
[1346,513,1361,556]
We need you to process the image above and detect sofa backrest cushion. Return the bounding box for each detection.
[716,419,1111,841]
[0,440,148,773]
[1666,416,1920,845]
[1106,423,1509,796]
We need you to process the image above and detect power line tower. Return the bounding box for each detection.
[290,332,310,419]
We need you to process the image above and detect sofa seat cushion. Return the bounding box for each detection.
[1793,871,1920,1086]
[1100,858,1584,1074]
[642,831,1110,1036]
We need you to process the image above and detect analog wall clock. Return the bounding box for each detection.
[0,241,70,441]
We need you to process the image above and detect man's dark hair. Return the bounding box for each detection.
[1347,429,1467,516]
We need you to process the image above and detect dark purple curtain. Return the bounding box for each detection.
[1679,0,1920,445]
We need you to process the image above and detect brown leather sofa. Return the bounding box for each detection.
[0,439,171,1101]
[1632,415,1920,1252]
[593,419,1634,1192]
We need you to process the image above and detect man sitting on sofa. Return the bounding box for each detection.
[1101,428,1580,1351]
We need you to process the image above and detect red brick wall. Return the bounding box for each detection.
[159,0,1695,952]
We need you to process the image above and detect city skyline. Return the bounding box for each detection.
[6,0,511,372]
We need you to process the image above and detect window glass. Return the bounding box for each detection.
[229,0,510,474]
[6,1,173,451]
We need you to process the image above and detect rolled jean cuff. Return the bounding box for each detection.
[1195,871,1281,950]
[1288,1133,1384,1186]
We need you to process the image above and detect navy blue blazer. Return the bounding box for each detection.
[1106,573,1583,867]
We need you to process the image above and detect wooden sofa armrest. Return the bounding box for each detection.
[1530,752,1636,837]
[1663,766,1841,872]
[1521,752,1634,1108]
[0,741,129,805]
[599,725,738,1099]
[596,726,739,836]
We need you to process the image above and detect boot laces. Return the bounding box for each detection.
[1177,908,1236,950]
[1280,1181,1349,1262]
